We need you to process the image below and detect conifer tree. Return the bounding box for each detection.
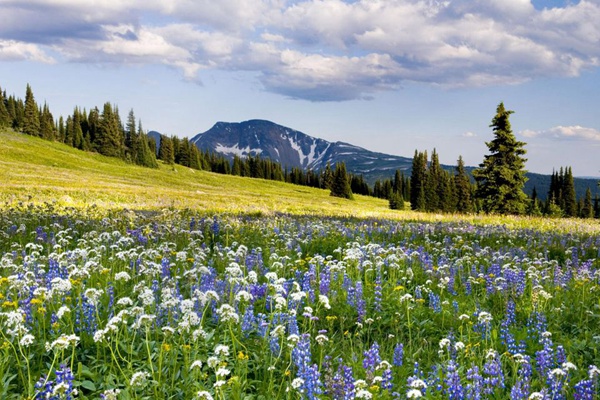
[581,188,594,219]
[135,122,158,168]
[158,135,175,165]
[410,150,427,211]
[57,116,65,143]
[321,162,334,190]
[125,109,138,163]
[40,102,55,140]
[473,102,528,214]
[562,167,577,217]
[330,162,353,200]
[72,109,84,149]
[454,156,473,213]
[23,84,40,136]
[0,86,10,127]
[95,103,123,157]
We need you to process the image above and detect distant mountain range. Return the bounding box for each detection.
[150,119,598,201]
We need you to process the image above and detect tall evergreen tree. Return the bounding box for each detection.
[454,156,473,213]
[95,103,123,157]
[410,150,427,211]
[330,162,353,200]
[125,109,138,163]
[562,167,577,217]
[473,102,528,215]
[321,162,334,190]
[23,84,40,136]
[0,86,10,127]
[425,149,442,212]
[40,102,55,140]
[134,122,158,168]
[158,134,175,165]
[581,188,594,218]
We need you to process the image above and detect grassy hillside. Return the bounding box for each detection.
[0,129,395,218]
[2,128,599,233]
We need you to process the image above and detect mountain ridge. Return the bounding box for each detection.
[152,120,598,201]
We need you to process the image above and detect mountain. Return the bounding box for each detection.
[182,119,597,200]
[190,119,413,182]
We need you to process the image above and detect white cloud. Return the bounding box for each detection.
[462,131,477,138]
[0,40,54,63]
[521,125,600,141]
[1,0,599,100]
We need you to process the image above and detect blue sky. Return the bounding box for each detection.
[1,0,599,176]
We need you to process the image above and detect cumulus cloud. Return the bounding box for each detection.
[0,0,599,101]
[0,40,55,63]
[521,125,600,141]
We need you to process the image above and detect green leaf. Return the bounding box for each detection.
[81,380,97,391]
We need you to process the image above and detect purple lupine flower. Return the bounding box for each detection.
[374,268,383,313]
[511,355,532,400]
[483,350,504,395]
[319,266,331,296]
[428,292,441,313]
[548,367,567,400]
[573,379,595,400]
[465,365,483,400]
[355,281,366,322]
[393,343,404,367]
[382,368,393,391]
[363,342,381,373]
[445,360,464,399]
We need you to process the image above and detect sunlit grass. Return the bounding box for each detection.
[1,128,600,235]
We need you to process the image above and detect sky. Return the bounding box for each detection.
[0,0,599,177]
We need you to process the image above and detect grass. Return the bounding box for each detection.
[1,128,600,234]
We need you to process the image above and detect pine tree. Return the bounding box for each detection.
[330,162,353,200]
[0,86,10,127]
[158,135,175,165]
[473,102,528,215]
[40,102,55,140]
[562,167,577,217]
[581,188,594,219]
[389,191,404,210]
[425,149,444,212]
[135,122,158,168]
[125,109,138,163]
[72,109,84,149]
[321,162,334,190]
[95,103,123,157]
[410,150,427,211]
[23,84,40,136]
[454,156,473,213]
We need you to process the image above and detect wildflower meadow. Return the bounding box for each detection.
[1,203,599,399]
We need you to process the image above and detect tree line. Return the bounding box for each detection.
[2,84,596,217]
[1,84,157,168]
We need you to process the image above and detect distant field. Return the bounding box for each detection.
[1,128,599,235]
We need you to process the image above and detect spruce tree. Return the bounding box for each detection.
[562,167,577,217]
[0,86,10,127]
[581,188,594,219]
[135,122,158,168]
[158,135,175,165]
[125,109,138,163]
[321,162,333,190]
[330,162,353,200]
[23,84,40,136]
[454,156,473,213]
[410,150,427,211]
[473,102,528,215]
[95,103,123,157]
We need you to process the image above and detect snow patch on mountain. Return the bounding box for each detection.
[215,143,263,157]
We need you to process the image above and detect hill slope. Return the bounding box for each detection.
[0,129,396,217]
